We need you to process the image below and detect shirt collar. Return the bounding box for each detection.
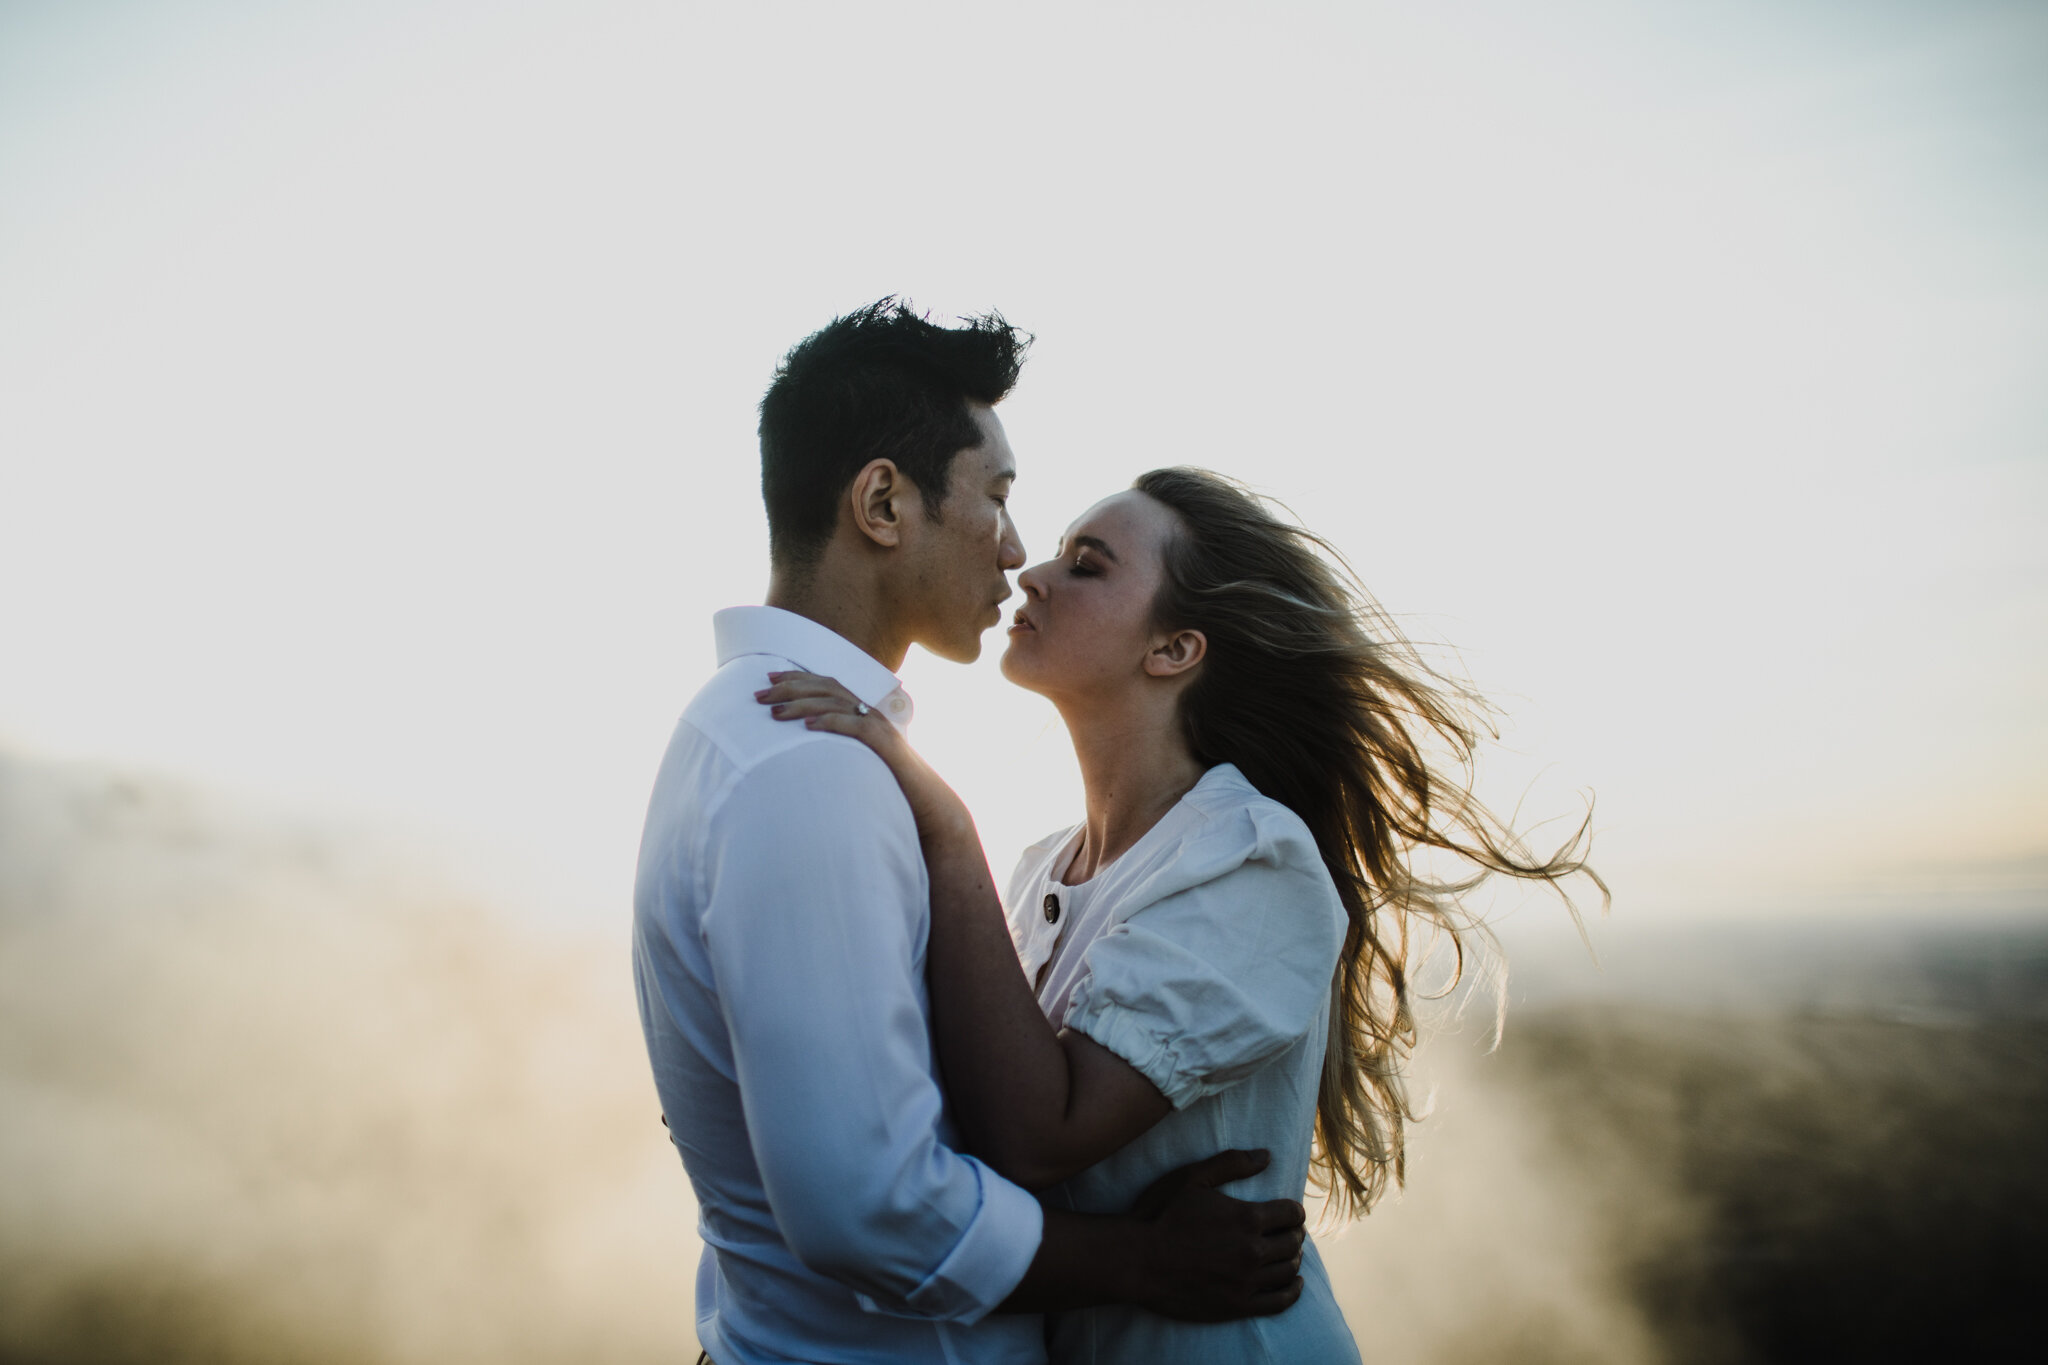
[712,605,916,729]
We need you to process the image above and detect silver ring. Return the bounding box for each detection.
[855,701,870,717]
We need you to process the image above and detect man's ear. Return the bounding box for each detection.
[1144,628,1207,678]
[848,459,908,548]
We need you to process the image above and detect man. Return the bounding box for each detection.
[632,300,1304,1364]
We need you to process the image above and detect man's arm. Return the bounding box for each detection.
[702,740,1040,1321]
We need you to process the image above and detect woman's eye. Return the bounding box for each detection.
[1068,557,1100,578]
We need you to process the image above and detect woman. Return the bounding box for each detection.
[759,467,1597,1360]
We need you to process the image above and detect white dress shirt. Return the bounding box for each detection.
[1007,764,1363,1363]
[633,606,1044,1365]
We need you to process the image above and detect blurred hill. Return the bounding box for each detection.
[1495,1003,2048,1363]
[0,751,698,1364]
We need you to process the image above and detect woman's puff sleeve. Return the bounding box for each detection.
[1060,804,1346,1110]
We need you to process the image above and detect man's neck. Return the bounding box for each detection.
[765,561,910,673]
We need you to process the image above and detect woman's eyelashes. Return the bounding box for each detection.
[1049,541,1103,578]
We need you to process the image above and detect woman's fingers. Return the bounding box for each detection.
[758,671,846,693]
[765,694,864,720]
[752,675,893,741]
[756,672,854,703]
[755,672,874,727]
[793,710,868,736]
[763,670,847,692]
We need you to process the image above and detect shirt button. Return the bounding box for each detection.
[1043,893,1060,924]
[887,697,907,714]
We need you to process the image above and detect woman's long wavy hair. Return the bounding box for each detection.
[1135,467,1604,1219]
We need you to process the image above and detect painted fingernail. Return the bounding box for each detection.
[770,704,786,717]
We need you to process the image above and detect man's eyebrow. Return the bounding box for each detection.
[1071,534,1119,563]
[990,465,1016,485]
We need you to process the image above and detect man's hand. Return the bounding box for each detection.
[1126,1148,1306,1320]
[1000,1148,1309,1318]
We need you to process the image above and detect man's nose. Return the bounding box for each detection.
[997,512,1026,573]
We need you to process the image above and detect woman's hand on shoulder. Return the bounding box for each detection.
[755,671,970,841]
[755,670,904,755]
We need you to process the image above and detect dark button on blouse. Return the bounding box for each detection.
[1043,892,1061,924]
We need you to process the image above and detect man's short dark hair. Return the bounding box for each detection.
[759,298,1030,569]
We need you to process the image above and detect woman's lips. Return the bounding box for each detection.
[1008,609,1036,634]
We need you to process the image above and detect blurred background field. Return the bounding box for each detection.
[1345,940,2048,1364]
[5,750,2042,1365]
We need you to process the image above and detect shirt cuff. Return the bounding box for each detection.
[1067,997,1203,1110]
[856,1156,1043,1324]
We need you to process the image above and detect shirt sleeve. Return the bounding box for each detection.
[700,740,1042,1322]
[1062,810,1346,1110]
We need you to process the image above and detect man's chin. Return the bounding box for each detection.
[923,634,984,666]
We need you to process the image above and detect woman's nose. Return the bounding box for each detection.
[1018,561,1051,600]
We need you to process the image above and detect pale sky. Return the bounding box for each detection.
[3,0,2043,926]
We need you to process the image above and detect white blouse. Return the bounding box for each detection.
[1004,763,1363,1363]
[1030,860,1121,1027]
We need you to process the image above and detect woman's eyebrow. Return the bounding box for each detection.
[1071,534,1119,563]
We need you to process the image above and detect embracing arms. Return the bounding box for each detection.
[759,672,1173,1190]
[694,732,1299,1321]
[903,777,1174,1190]
[1010,1148,1302,1318]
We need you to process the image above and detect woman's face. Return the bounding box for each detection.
[1000,489,1182,701]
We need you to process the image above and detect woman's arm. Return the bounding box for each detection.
[758,671,1170,1190]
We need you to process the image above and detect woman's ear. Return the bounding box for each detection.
[1144,628,1207,678]
[848,459,906,548]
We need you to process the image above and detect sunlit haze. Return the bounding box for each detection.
[4,0,2044,927]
